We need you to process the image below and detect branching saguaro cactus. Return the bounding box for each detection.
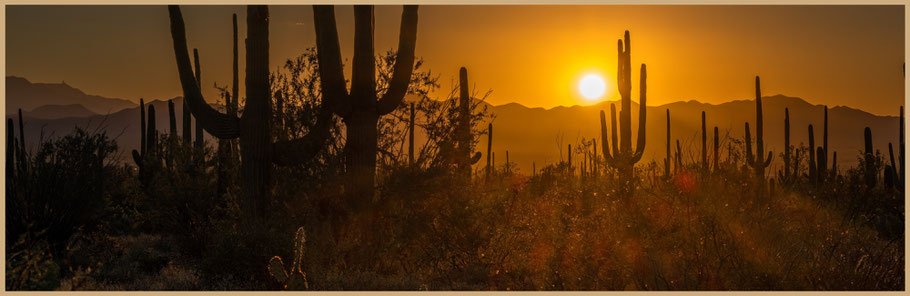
[131,101,158,169]
[744,76,772,180]
[268,227,309,290]
[312,5,418,202]
[601,31,647,180]
[169,5,334,219]
[455,67,482,177]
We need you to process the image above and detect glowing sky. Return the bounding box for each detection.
[6,5,905,115]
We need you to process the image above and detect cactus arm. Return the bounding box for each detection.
[268,256,289,284]
[168,5,240,139]
[470,152,482,165]
[132,150,142,166]
[193,48,202,84]
[763,152,773,168]
[633,64,646,162]
[270,105,335,166]
[600,110,614,165]
[376,5,419,116]
[312,5,352,118]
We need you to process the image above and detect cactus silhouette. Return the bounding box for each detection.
[713,126,719,171]
[745,77,772,180]
[823,105,828,179]
[131,101,157,168]
[408,103,415,167]
[169,5,334,219]
[701,111,707,169]
[312,5,418,203]
[887,143,896,189]
[832,151,837,175]
[864,127,876,188]
[601,31,647,180]
[808,124,816,182]
[816,146,826,186]
[268,227,309,290]
[455,67,482,177]
[899,106,905,190]
[168,100,177,136]
[778,108,791,184]
[663,109,670,176]
[567,144,572,174]
[675,139,682,173]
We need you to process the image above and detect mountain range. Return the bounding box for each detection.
[5,76,902,172]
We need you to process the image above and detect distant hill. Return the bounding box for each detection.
[23,104,97,119]
[9,87,902,172]
[12,97,216,164]
[477,94,902,173]
[6,76,136,115]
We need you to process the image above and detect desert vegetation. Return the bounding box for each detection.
[5,4,904,291]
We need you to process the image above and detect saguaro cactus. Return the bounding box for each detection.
[312,5,419,202]
[664,109,670,176]
[864,127,876,188]
[7,118,15,179]
[808,124,816,182]
[779,108,791,183]
[169,5,333,219]
[899,106,905,190]
[816,147,826,185]
[745,77,772,179]
[602,31,647,177]
[268,227,309,290]
[455,67,482,177]
[713,126,719,171]
[168,100,177,136]
[823,105,828,178]
[132,104,158,171]
[701,111,707,169]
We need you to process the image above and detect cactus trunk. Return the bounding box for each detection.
[713,126,719,171]
[603,30,647,187]
[701,111,707,169]
[783,108,790,182]
[864,127,875,189]
[809,124,816,182]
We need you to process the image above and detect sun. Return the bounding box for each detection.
[579,74,607,101]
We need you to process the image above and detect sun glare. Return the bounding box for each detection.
[579,74,606,101]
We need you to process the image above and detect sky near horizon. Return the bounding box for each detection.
[6,5,905,115]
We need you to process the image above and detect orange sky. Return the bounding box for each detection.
[6,5,905,115]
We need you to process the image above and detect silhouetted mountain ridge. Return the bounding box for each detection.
[6,76,136,115]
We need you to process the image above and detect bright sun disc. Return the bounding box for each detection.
[579,74,606,100]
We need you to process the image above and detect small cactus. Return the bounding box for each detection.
[486,123,493,177]
[808,124,816,182]
[701,111,707,169]
[268,227,309,290]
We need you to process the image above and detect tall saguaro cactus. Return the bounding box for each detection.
[312,5,419,203]
[602,31,647,178]
[455,67,482,177]
[823,105,828,179]
[745,77,772,179]
[713,126,719,171]
[780,108,791,184]
[899,106,905,191]
[169,5,334,219]
[664,109,670,176]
